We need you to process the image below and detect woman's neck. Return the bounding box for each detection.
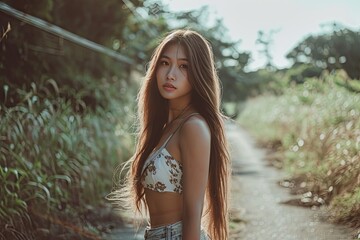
[168,102,192,124]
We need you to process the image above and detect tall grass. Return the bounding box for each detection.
[0,77,136,239]
[237,73,360,230]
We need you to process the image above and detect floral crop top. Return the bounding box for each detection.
[141,113,199,194]
[141,147,183,193]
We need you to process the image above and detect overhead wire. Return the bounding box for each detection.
[0,2,134,64]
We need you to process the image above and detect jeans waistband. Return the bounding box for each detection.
[144,221,182,240]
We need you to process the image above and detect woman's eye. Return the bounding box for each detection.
[159,60,169,66]
[179,64,188,69]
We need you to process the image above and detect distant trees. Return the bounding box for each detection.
[256,29,279,71]
[286,25,360,79]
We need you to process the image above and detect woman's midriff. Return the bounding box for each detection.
[145,189,183,227]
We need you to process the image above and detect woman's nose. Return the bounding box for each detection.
[166,65,176,80]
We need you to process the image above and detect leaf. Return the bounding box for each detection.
[8,168,19,179]
[50,175,71,184]
[0,207,9,219]
[47,79,59,96]
[15,199,27,210]
[27,181,51,202]
[60,133,72,146]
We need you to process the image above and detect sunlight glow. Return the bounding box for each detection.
[163,0,360,70]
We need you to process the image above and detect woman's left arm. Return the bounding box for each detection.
[180,117,211,240]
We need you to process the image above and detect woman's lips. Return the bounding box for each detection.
[163,83,176,91]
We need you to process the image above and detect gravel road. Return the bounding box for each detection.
[226,122,354,240]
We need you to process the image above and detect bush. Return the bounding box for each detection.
[0,78,136,238]
[287,63,323,84]
[237,75,360,228]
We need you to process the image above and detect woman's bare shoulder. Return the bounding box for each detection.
[180,114,210,143]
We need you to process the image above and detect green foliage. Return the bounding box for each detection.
[256,29,278,69]
[330,187,360,227]
[332,70,360,93]
[0,0,140,109]
[238,63,325,100]
[238,74,360,227]
[52,0,142,46]
[287,24,360,79]
[286,63,323,84]
[244,69,289,96]
[0,79,136,238]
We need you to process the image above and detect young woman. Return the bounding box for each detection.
[116,29,230,240]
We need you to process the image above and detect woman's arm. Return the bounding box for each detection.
[180,116,211,240]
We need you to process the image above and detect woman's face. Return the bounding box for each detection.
[156,43,192,104]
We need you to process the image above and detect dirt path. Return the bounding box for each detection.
[106,122,354,240]
[226,122,354,240]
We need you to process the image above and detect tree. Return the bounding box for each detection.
[256,29,279,71]
[286,24,360,79]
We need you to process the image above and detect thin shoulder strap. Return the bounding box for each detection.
[142,113,201,172]
[160,113,200,148]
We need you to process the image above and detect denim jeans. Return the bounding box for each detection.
[144,221,209,240]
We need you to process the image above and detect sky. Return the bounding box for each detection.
[161,0,360,71]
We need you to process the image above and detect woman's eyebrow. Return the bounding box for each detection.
[160,55,188,61]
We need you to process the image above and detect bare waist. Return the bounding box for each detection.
[145,188,183,227]
[148,209,182,228]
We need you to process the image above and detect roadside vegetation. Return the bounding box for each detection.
[237,70,360,237]
[0,77,137,238]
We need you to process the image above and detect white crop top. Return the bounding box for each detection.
[141,113,199,194]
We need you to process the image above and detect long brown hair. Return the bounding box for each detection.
[128,29,230,239]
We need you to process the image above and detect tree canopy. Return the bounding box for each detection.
[286,25,360,79]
